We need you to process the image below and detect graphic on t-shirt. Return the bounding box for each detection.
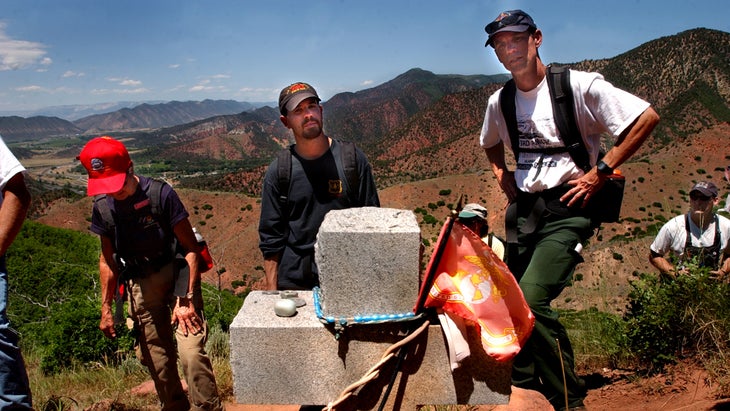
[516,118,564,173]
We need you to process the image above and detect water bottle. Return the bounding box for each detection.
[193,227,214,273]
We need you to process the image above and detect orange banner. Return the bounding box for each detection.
[419,220,534,362]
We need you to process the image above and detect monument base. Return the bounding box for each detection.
[229,291,511,410]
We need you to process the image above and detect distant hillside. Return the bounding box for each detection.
[0,99,257,141]
[0,116,82,142]
[0,100,163,121]
[572,28,730,148]
[110,69,509,194]
[73,99,256,133]
[323,68,509,146]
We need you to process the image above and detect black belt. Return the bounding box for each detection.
[506,185,587,243]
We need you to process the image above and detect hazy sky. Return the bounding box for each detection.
[0,0,727,111]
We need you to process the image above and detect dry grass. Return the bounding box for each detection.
[24,332,235,410]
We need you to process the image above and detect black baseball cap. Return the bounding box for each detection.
[485,9,537,47]
[278,82,320,115]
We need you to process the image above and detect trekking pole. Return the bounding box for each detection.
[376,196,464,410]
[557,338,569,411]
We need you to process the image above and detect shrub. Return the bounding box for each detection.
[38,297,134,374]
[422,214,438,226]
[202,284,245,332]
[624,266,730,375]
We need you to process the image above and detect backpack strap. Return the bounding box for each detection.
[148,178,165,218]
[545,65,591,172]
[276,146,293,209]
[499,65,591,172]
[334,140,360,206]
[684,213,692,251]
[499,79,520,164]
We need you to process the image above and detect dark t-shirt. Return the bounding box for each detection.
[90,176,189,264]
[258,139,380,290]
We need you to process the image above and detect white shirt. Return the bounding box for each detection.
[650,213,730,259]
[480,70,651,193]
[0,135,26,207]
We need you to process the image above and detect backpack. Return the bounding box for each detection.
[276,139,360,209]
[94,178,167,236]
[499,64,592,172]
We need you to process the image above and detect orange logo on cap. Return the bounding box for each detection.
[496,12,510,22]
[287,83,308,94]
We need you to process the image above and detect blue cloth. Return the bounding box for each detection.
[0,256,32,409]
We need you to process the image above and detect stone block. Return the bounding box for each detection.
[315,207,421,319]
[230,291,511,410]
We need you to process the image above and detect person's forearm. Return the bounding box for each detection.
[601,107,659,169]
[485,142,509,176]
[264,254,280,290]
[185,251,200,296]
[718,256,730,276]
[0,173,30,256]
[485,142,518,202]
[99,253,118,307]
[649,254,674,275]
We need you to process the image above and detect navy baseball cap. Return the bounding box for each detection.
[690,181,718,198]
[485,10,537,47]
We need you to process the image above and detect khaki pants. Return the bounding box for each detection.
[127,261,222,411]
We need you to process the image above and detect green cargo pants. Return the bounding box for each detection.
[507,215,593,410]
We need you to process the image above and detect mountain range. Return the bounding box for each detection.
[0,99,259,142]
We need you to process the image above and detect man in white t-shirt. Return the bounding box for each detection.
[650,181,730,279]
[480,9,659,410]
[0,135,32,409]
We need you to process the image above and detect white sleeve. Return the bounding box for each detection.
[0,136,26,193]
[581,74,651,138]
[479,89,509,150]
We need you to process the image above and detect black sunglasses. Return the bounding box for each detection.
[485,13,528,35]
[690,193,712,201]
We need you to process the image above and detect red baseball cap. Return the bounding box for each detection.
[78,136,131,196]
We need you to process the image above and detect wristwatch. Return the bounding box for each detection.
[596,160,614,175]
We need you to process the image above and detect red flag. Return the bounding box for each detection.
[418,220,534,362]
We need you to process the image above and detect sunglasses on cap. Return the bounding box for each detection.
[485,11,533,35]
